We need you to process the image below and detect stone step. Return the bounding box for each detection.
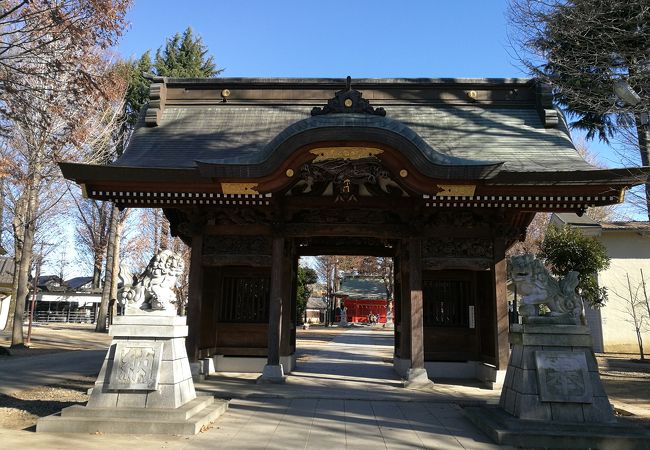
[36,398,228,435]
[61,395,214,421]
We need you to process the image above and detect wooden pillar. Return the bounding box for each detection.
[408,237,425,369]
[397,243,411,360]
[185,232,203,363]
[493,237,510,370]
[290,255,299,353]
[266,236,284,367]
[280,242,293,359]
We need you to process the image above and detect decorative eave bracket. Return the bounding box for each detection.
[145,75,168,126]
[535,81,558,128]
[311,76,386,117]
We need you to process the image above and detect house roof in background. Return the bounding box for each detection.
[551,212,600,227]
[550,213,650,236]
[600,221,650,232]
[65,276,94,290]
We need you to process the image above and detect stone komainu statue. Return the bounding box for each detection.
[508,254,586,325]
[118,250,185,315]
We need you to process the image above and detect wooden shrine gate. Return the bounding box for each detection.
[60,76,646,386]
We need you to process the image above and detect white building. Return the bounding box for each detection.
[551,213,650,354]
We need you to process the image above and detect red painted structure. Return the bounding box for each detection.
[334,276,393,324]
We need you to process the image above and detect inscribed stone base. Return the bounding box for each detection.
[36,315,227,435]
[499,324,615,423]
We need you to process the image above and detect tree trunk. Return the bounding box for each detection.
[0,178,4,252]
[4,248,20,333]
[92,259,102,290]
[153,209,160,251]
[11,208,35,347]
[96,203,119,332]
[109,217,123,323]
[3,195,26,333]
[160,210,169,250]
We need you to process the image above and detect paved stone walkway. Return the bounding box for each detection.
[197,326,499,404]
[1,326,508,449]
[193,326,505,449]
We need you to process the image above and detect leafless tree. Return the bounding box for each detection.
[0,0,131,135]
[611,272,647,360]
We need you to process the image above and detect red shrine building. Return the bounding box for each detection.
[335,276,392,324]
[60,76,647,386]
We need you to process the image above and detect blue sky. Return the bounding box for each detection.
[117,0,635,166]
[114,1,644,216]
[118,0,522,79]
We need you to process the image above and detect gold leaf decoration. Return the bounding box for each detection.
[309,147,384,162]
[221,183,260,195]
[435,185,476,197]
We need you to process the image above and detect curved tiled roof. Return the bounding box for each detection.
[113,77,594,176]
[116,103,588,174]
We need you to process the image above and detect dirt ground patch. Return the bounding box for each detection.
[597,354,650,429]
[0,376,94,430]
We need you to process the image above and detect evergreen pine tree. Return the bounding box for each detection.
[154,27,220,78]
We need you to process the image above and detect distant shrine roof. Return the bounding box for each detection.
[336,276,387,300]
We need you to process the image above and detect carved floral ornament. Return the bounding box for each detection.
[286,156,408,201]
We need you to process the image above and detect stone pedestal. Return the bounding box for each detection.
[402,367,434,389]
[37,315,228,435]
[500,324,613,423]
[258,363,286,383]
[465,323,650,448]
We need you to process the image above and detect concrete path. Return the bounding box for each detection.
[2,326,508,449]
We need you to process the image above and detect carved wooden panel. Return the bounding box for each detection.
[286,157,408,200]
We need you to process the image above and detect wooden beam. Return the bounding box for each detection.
[297,245,395,257]
[285,223,408,238]
[202,254,272,267]
[204,224,272,236]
